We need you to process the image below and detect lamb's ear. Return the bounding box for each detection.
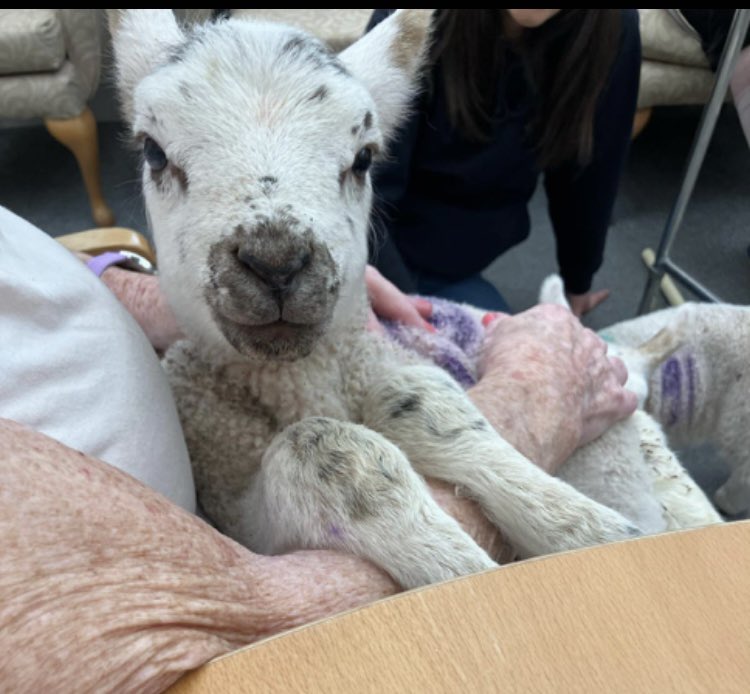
[339,10,434,142]
[108,9,186,125]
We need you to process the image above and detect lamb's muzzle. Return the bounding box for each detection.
[204,222,340,360]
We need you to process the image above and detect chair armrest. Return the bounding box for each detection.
[56,227,157,266]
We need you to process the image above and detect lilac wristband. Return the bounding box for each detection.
[86,251,129,277]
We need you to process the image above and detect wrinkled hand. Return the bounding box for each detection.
[365,265,434,333]
[565,288,610,317]
[474,304,637,473]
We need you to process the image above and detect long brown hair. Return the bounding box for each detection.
[431,9,621,168]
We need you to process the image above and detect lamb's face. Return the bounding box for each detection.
[133,25,379,360]
[114,11,431,361]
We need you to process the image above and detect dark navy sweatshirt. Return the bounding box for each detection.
[367,9,641,295]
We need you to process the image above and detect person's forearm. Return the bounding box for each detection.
[99,267,182,351]
[0,421,507,694]
[0,420,397,693]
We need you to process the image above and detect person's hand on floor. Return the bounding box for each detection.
[565,288,611,317]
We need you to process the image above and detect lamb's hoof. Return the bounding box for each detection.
[573,509,643,551]
[532,510,643,557]
[615,523,642,540]
[395,543,498,590]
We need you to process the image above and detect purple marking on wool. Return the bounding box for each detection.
[380,303,481,387]
[686,353,696,426]
[328,524,345,541]
[431,300,482,352]
[435,352,476,388]
[661,356,682,426]
[382,319,401,340]
[429,309,448,331]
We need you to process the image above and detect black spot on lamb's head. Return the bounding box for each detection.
[111,9,433,360]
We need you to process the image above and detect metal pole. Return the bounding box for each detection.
[662,258,724,303]
[637,9,750,314]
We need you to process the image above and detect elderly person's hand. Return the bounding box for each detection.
[471,305,637,474]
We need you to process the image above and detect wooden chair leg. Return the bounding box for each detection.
[641,247,685,306]
[632,107,653,139]
[45,107,116,227]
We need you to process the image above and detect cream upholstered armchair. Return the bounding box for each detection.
[639,10,714,106]
[0,9,114,226]
[229,9,371,50]
[635,9,720,136]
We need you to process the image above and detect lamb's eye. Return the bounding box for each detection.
[144,137,168,171]
[352,147,372,176]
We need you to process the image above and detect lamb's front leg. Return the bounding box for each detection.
[243,417,496,589]
[363,365,642,557]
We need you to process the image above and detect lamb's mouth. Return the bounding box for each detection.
[229,317,313,339]
[212,312,326,360]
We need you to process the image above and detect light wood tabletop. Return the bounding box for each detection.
[169,521,750,693]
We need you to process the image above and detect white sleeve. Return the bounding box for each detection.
[0,206,196,513]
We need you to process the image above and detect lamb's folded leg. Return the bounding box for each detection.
[558,419,668,535]
[631,410,723,528]
[243,416,496,590]
[363,364,643,558]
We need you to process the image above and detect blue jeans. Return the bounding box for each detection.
[414,272,511,313]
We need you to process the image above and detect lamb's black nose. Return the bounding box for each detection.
[237,247,311,293]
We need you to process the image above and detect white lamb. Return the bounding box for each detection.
[539,275,750,517]
[111,10,737,589]
[601,302,750,517]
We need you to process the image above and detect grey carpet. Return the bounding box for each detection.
[0,119,146,235]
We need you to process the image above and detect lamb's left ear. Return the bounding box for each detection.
[108,9,186,125]
[339,10,434,142]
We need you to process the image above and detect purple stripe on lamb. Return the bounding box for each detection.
[686,353,696,426]
[661,356,682,427]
